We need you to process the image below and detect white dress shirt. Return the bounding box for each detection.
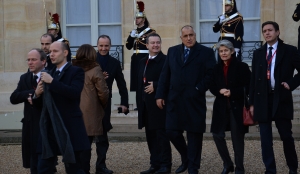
[267,41,278,89]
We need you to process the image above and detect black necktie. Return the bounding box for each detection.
[267,47,273,91]
[184,49,189,63]
[32,75,38,88]
[54,70,60,79]
[267,47,273,62]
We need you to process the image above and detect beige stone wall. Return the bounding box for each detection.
[261,0,299,47]
[0,0,57,113]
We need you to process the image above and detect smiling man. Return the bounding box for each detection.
[156,25,216,174]
[94,35,129,174]
[137,33,172,174]
[249,21,300,174]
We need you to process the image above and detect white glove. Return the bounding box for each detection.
[235,48,240,57]
[219,14,226,24]
[130,30,137,38]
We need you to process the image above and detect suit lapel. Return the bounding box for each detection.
[185,43,200,65]
[258,44,267,71]
[274,41,285,69]
[175,45,184,67]
[57,62,71,81]
[26,72,33,89]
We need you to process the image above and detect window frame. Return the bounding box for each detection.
[61,0,122,46]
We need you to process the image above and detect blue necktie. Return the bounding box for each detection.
[184,49,189,63]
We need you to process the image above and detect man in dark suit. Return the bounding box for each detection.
[10,48,46,174]
[38,41,90,173]
[40,33,55,70]
[95,35,129,174]
[137,33,171,174]
[249,21,300,174]
[156,25,216,174]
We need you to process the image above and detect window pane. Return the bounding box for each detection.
[238,0,260,18]
[66,0,91,24]
[200,0,222,19]
[243,21,260,41]
[98,26,122,45]
[67,26,91,46]
[199,22,220,43]
[98,0,121,23]
[200,0,260,19]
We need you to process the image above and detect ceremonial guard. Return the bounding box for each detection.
[213,0,244,61]
[292,3,300,53]
[47,13,62,41]
[47,13,72,62]
[126,1,155,92]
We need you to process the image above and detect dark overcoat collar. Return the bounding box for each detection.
[50,62,72,81]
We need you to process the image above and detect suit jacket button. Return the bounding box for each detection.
[257,92,260,95]
[258,78,261,81]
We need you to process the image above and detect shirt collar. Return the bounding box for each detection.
[184,46,190,51]
[57,62,68,72]
[267,41,278,50]
[148,54,157,59]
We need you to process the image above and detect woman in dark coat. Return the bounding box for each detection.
[209,40,251,174]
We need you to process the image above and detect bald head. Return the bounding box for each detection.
[49,41,69,68]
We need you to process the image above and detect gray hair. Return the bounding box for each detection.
[215,40,234,51]
[180,25,196,36]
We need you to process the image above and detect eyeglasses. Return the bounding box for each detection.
[26,58,39,62]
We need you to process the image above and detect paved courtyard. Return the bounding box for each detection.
[1,140,300,174]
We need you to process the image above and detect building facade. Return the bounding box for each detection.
[0,0,300,127]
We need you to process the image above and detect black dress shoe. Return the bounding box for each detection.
[289,170,298,174]
[154,167,171,174]
[140,166,160,174]
[175,163,188,173]
[96,167,114,174]
[221,166,234,174]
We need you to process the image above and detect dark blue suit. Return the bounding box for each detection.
[250,41,300,173]
[37,62,90,174]
[10,72,43,173]
[156,42,216,173]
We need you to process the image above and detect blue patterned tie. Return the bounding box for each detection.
[184,49,189,63]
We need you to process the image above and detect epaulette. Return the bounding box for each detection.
[237,12,243,17]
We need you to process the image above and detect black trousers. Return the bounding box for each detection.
[166,130,203,174]
[80,133,109,174]
[259,94,298,174]
[145,127,172,169]
[213,110,245,174]
[38,151,84,174]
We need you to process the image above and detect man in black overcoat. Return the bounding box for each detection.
[249,21,300,174]
[96,35,129,174]
[213,0,244,61]
[10,48,46,173]
[137,33,172,174]
[38,41,90,173]
[156,25,216,174]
